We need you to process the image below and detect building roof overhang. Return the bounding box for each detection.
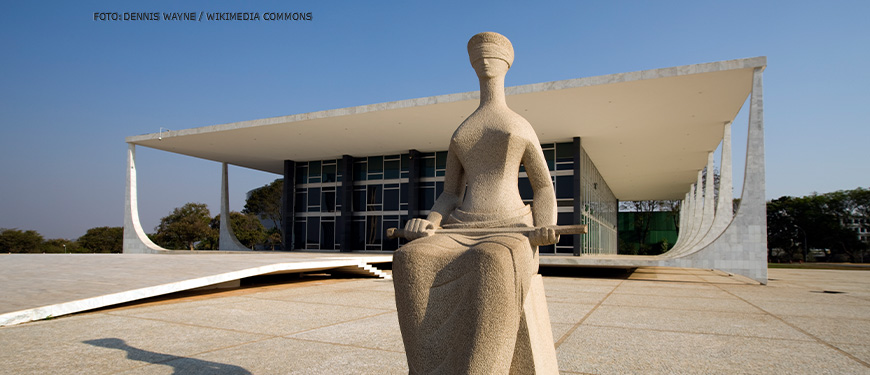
[127,56,766,201]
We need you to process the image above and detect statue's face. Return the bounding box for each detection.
[472,57,509,79]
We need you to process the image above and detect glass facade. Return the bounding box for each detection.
[289,142,617,255]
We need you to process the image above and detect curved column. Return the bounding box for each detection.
[219,163,250,251]
[123,144,169,253]
[670,186,695,253]
[694,122,735,249]
[686,152,717,251]
[663,67,767,284]
[669,194,689,251]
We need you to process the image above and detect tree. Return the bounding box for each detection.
[198,212,267,250]
[77,227,123,253]
[154,203,214,250]
[243,179,283,241]
[41,238,79,253]
[0,228,44,253]
[766,188,869,263]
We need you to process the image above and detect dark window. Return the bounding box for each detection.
[354,161,367,181]
[368,156,383,174]
[366,215,382,245]
[422,187,435,209]
[323,190,336,212]
[556,142,573,164]
[295,191,307,213]
[309,187,321,210]
[353,219,365,249]
[307,217,319,245]
[556,176,574,199]
[296,164,308,184]
[384,188,399,211]
[385,159,400,179]
[322,163,336,183]
[367,185,382,211]
[400,183,409,204]
[321,220,335,249]
[423,156,435,177]
[354,189,366,212]
[294,221,306,249]
[543,149,555,171]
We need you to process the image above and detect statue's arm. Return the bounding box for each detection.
[523,138,559,246]
[403,145,464,239]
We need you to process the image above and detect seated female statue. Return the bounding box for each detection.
[393,32,559,374]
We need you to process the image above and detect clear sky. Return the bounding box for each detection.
[1,0,867,240]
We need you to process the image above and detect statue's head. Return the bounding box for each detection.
[467,32,514,79]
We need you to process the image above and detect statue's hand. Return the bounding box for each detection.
[529,227,560,247]
[404,218,435,240]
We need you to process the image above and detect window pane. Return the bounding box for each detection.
[294,221,306,249]
[367,185,382,211]
[423,157,435,177]
[436,151,448,170]
[309,187,321,209]
[384,188,399,211]
[322,164,336,183]
[306,217,319,245]
[323,191,336,212]
[385,159,400,179]
[321,221,335,249]
[368,156,383,174]
[296,164,308,184]
[556,142,573,164]
[366,215,382,245]
[556,176,574,199]
[308,161,321,178]
[422,187,435,209]
[354,161,367,181]
[543,149,555,171]
[354,189,366,212]
[295,191,307,213]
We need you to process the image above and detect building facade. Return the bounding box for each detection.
[287,141,616,255]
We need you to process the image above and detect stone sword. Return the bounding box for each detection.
[386,224,587,240]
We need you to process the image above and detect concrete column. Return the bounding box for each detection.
[123,144,168,253]
[695,122,735,249]
[664,67,767,284]
[339,155,354,252]
[686,171,705,248]
[711,122,734,233]
[573,137,583,256]
[669,193,690,252]
[219,163,249,251]
[282,160,297,251]
[693,152,717,246]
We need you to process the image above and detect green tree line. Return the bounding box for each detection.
[0,226,124,253]
[768,187,869,263]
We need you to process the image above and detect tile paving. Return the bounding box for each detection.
[1,264,869,374]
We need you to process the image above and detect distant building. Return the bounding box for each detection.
[122,57,769,283]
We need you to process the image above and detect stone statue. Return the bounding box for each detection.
[393,32,560,374]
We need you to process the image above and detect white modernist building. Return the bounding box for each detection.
[124,57,768,283]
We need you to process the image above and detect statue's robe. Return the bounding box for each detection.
[393,205,538,374]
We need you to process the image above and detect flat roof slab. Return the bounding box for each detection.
[127,57,766,200]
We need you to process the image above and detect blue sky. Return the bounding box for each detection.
[1,0,867,240]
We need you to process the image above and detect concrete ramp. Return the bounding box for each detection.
[0,253,392,326]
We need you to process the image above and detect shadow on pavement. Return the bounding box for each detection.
[83,338,251,375]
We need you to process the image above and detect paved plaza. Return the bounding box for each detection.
[1,265,868,374]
